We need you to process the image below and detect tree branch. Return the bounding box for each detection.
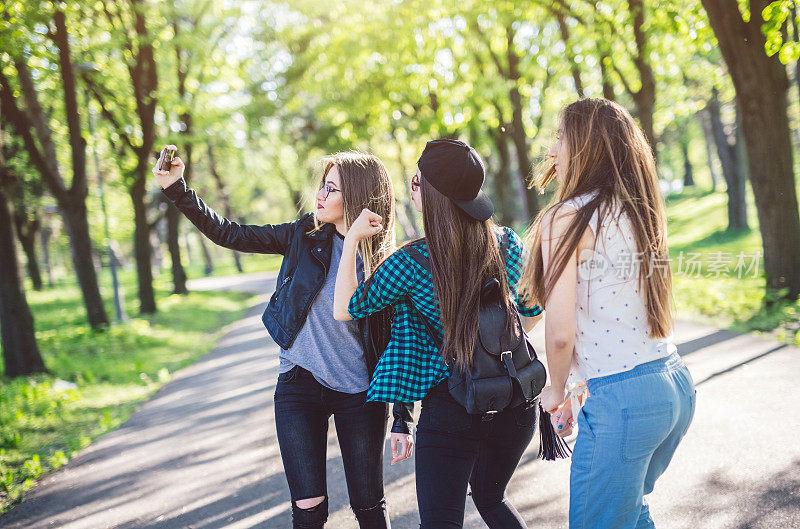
[611,60,636,97]
[12,60,64,187]
[0,69,68,202]
[82,74,138,153]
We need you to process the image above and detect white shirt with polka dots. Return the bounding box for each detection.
[561,191,676,386]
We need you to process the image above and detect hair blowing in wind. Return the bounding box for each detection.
[520,98,674,339]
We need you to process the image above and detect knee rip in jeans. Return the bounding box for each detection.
[295,495,326,510]
[352,497,386,515]
[293,495,328,527]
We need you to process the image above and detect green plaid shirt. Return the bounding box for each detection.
[348,226,543,403]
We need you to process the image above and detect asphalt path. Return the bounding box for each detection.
[2,272,798,528]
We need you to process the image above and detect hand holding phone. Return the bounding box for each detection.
[158,146,176,172]
[152,145,184,189]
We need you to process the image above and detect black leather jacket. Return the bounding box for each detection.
[163,179,413,433]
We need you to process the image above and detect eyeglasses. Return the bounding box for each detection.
[320,184,340,199]
[410,175,420,191]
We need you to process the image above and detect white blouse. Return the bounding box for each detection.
[561,191,676,387]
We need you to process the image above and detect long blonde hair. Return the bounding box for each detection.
[312,152,396,276]
[520,98,674,338]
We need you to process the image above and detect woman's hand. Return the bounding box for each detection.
[152,145,184,189]
[551,403,574,438]
[390,432,414,465]
[346,208,383,243]
[540,384,567,414]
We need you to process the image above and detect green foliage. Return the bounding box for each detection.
[0,276,256,514]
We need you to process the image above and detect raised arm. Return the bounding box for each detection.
[333,208,384,321]
[154,147,296,255]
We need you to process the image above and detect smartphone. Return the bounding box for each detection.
[158,147,177,172]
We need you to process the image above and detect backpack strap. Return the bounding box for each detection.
[404,243,432,272]
[401,230,510,351]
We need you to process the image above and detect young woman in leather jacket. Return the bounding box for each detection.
[154,149,410,529]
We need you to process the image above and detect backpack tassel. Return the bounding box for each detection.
[537,404,572,461]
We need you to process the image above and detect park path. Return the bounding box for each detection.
[1,272,799,528]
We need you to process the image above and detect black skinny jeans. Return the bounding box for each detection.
[415,381,537,529]
[274,366,390,529]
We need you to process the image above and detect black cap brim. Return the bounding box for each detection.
[453,190,494,221]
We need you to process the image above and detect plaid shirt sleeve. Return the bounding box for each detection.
[349,249,418,319]
[504,227,543,317]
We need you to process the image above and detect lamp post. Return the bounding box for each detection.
[74,62,128,322]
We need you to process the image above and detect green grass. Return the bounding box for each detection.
[0,269,262,514]
[665,186,800,343]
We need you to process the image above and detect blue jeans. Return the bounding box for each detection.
[274,366,390,529]
[569,353,696,529]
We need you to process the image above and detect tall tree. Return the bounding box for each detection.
[0,123,47,377]
[0,6,109,328]
[698,109,720,191]
[2,133,45,290]
[701,0,800,298]
[597,0,657,154]
[706,88,748,230]
[85,0,159,312]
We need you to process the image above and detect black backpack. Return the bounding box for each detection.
[404,234,571,460]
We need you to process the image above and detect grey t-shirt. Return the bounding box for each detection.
[278,233,369,393]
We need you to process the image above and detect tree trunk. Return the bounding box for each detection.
[60,199,109,324]
[600,54,616,101]
[680,134,695,187]
[490,127,515,225]
[506,26,539,220]
[13,212,43,290]
[0,173,46,377]
[698,109,719,191]
[40,226,54,287]
[791,5,800,150]
[707,88,748,230]
[628,0,657,154]
[392,131,420,239]
[556,11,585,98]
[165,204,187,294]
[130,176,157,313]
[702,0,800,298]
[197,233,215,276]
[165,139,190,295]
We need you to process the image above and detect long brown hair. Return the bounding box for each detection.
[312,152,396,276]
[419,176,514,370]
[520,98,674,338]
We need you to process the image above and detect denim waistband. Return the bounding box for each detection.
[587,352,684,394]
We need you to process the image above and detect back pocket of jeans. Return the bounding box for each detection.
[622,402,673,462]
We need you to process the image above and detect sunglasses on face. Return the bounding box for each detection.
[411,175,420,191]
[320,184,340,199]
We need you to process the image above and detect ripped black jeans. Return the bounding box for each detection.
[274,366,390,529]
